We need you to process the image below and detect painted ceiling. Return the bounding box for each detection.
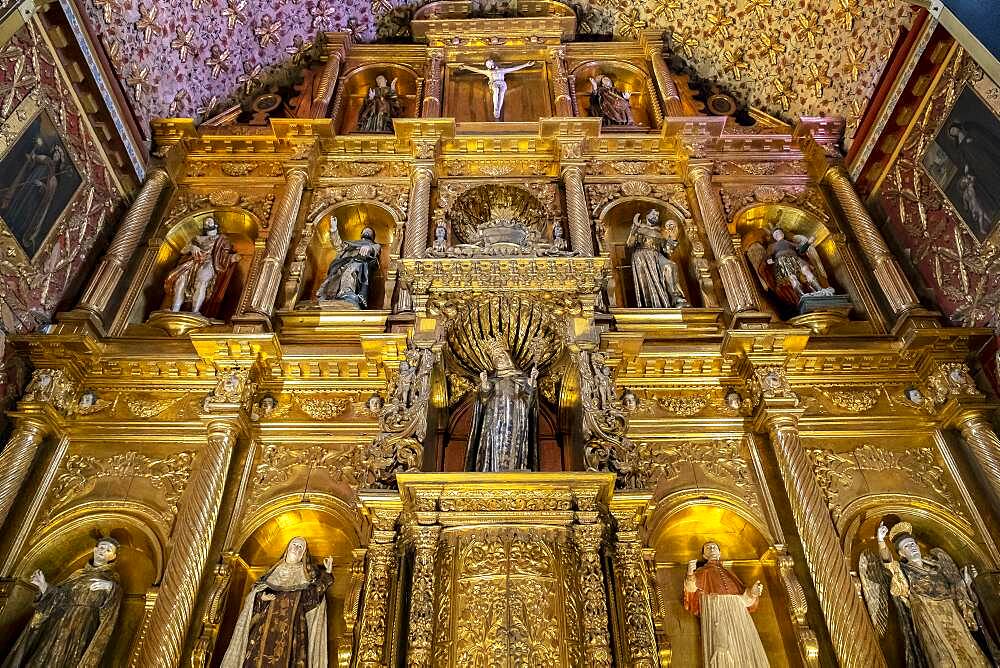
[82,0,913,140]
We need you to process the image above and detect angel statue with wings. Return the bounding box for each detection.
[857,521,995,667]
[745,226,836,312]
[356,74,400,133]
[315,218,381,309]
[626,208,689,308]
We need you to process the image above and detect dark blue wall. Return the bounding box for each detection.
[944,0,1000,62]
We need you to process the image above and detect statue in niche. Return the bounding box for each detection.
[356,74,400,133]
[431,221,448,253]
[683,541,769,668]
[627,209,689,308]
[465,337,539,472]
[3,537,121,668]
[221,537,333,668]
[589,75,635,126]
[315,219,381,309]
[746,227,848,314]
[163,217,241,316]
[458,59,535,120]
[857,521,996,667]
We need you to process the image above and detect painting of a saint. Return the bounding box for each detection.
[922,87,1000,242]
[0,112,81,259]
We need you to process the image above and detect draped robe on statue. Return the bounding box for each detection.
[2,561,121,668]
[465,370,538,472]
[683,560,769,668]
[221,542,333,668]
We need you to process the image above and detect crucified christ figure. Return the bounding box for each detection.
[458,59,535,120]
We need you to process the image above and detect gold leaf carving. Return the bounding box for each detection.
[125,394,186,418]
[653,394,709,416]
[297,396,350,419]
[208,189,241,207]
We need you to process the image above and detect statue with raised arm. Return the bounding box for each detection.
[458,58,535,120]
[356,74,400,133]
[857,521,992,668]
[315,218,381,309]
[627,208,689,308]
[683,541,769,668]
[3,537,121,668]
[589,75,635,126]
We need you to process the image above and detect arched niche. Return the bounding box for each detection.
[573,60,656,129]
[0,507,164,665]
[301,202,399,311]
[213,500,362,668]
[647,501,800,667]
[730,203,862,323]
[134,208,260,325]
[596,197,703,309]
[336,63,420,135]
[836,494,996,666]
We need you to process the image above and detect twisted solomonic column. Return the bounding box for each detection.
[764,406,886,668]
[134,419,240,668]
[562,164,595,256]
[421,50,445,118]
[402,166,435,258]
[550,47,574,117]
[689,165,760,313]
[405,524,440,668]
[78,168,171,321]
[823,165,919,316]
[0,416,51,527]
[311,52,343,116]
[952,407,1000,507]
[647,46,683,117]
[248,168,308,316]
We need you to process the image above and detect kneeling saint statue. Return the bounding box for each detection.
[683,541,769,668]
[221,537,334,668]
[465,338,539,472]
[3,537,121,668]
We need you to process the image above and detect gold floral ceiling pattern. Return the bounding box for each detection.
[78,0,913,142]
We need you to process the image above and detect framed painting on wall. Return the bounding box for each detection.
[0,108,82,260]
[922,86,1000,242]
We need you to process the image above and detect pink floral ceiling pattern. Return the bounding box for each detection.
[82,0,913,141]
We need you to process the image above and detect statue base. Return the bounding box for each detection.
[796,292,853,315]
[789,309,851,335]
[297,299,363,311]
[146,310,218,336]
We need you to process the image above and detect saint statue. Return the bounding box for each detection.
[356,74,400,133]
[315,219,381,309]
[746,227,837,311]
[163,217,241,316]
[589,75,635,126]
[221,537,334,668]
[465,337,539,472]
[3,537,121,668]
[458,59,535,120]
[683,541,769,668]
[857,521,993,667]
[627,209,689,308]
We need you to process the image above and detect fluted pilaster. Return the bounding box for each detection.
[405,524,440,668]
[403,166,434,258]
[764,407,886,668]
[561,164,594,256]
[135,418,240,668]
[647,46,683,117]
[823,165,919,315]
[573,523,612,668]
[550,47,574,117]
[0,416,50,527]
[78,168,171,319]
[247,168,308,316]
[689,165,759,313]
[421,51,445,118]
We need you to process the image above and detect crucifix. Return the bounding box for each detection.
[458,58,535,120]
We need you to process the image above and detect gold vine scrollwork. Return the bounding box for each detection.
[641,439,761,509]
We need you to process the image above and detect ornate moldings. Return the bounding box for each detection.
[319,160,410,178]
[163,187,276,229]
[639,438,761,509]
[585,181,690,218]
[245,442,358,517]
[184,160,284,179]
[307,183,410,221]
[43,450,195,527]
[807,444,965,522]
[399,257,609,296]
[585,160,677,177]
[442,159,553,177]
[437,488,574,512]
[22,369,78,413]
[927,362,982,405]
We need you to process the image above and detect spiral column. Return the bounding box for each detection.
[0,415,51,527]
[403,165,435,258]
[421,50,445,118]
[823,165,919,315]
[950,405,1000,508]
[762,404,886,668]
[78,168,171,320]
[135,418,241,668]
[247,168,308,316]
[689,165,760,313]
[561,164,594,256]
[310,51,343,116]
[647,46,683,117]
[550,47,574,117]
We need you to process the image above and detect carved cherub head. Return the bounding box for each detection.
[79,390,97,408]
[620,389,638,412]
